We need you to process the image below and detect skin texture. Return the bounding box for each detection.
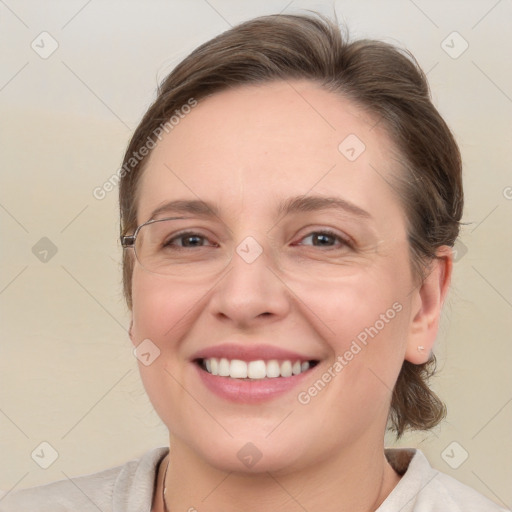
[127,80,452,512]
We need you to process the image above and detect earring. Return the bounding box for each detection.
[417,345,425,352]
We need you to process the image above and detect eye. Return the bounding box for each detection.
[161,229,352,250]
[297,229,352,249]
[163,231,216,249]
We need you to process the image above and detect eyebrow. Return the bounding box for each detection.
[149,195,372,222]
[277,195,371,219]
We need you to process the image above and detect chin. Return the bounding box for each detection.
[190,434,308,475]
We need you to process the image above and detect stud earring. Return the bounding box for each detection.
[417,345,425,352]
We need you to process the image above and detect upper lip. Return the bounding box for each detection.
[191,343,321,362]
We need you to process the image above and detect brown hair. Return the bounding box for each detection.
[119,12,463,437]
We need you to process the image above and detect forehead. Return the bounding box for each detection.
[136,79,403,224]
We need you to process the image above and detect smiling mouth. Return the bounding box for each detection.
[195,357,319,380]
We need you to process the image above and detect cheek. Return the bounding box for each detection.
[130,269,204,427]
[301,258,409,338]
[130,268,201,344]
[307,260,413,388]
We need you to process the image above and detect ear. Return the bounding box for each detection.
[405,246,453,364]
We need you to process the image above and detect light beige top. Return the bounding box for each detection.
[0,447,507,511]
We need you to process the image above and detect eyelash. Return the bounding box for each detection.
[164,229,353,250]
[296,229,353,249]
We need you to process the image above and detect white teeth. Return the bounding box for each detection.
[248,360,266,379]
[201,357,315,379]
[280,360,292,377]
[218,358,230,377]
[230,359,247,378]
[266,360,280,378]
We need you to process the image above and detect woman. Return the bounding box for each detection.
[1,12,506,512]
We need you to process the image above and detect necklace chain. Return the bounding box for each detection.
[162,457,170,512]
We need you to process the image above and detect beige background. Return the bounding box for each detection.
[1,0,511,508]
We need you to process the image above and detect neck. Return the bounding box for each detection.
[156,434,401,512]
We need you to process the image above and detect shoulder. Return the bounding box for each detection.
[381,448,508,512]
[424,466,508,512]
[0,466,122,512]
[0,446,168,512]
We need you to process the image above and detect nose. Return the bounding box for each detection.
[208,235,291,328]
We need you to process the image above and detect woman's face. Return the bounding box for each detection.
[130,80,423,473]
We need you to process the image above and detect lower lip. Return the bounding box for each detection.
[194,362,316,404]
